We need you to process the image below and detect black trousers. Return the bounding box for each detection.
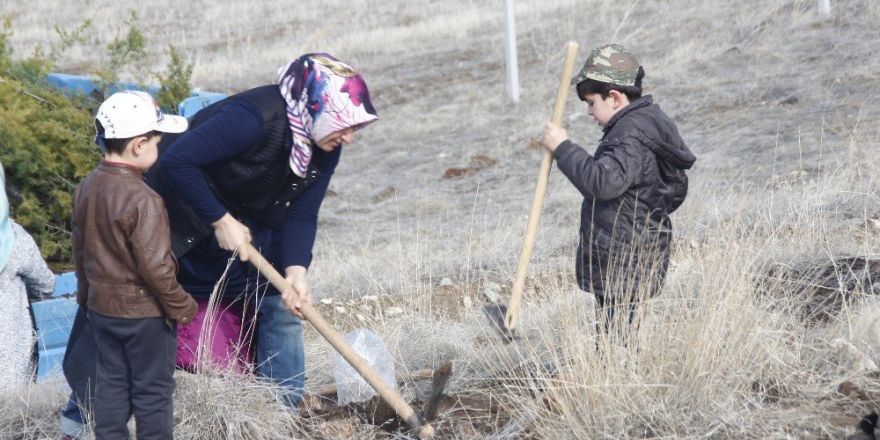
[594,293,638,335]
[61,306,97,425]
[89,312,177,440]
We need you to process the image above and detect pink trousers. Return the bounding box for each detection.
[176,298,254,374]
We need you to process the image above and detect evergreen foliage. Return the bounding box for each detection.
[0,77,97,265]
[0,36,98,266]
[156,45,193,113]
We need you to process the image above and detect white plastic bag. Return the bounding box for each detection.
[333,328,397,406]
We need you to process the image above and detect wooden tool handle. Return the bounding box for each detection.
[505,41,580,331]
[243,244,434,438]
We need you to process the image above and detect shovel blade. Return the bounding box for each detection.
[483,304,515,343]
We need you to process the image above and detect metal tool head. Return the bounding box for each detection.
[483,304,516,343]
[422,362,453,422]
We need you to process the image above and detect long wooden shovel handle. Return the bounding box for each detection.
[243,243,434,439]
[505,41,580,332]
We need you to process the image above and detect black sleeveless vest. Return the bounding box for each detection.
[147,85,321,257]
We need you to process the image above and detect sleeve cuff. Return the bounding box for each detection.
[203,209,228,226]
[283,255,312,271]
[553,139,576,160]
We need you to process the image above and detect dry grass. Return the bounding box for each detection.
[493,180,880,438]
[3,0,880,438]
[0,376,70,438]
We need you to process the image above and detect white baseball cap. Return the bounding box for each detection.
[95,90,188,139]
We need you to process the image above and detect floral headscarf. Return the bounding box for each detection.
[277,53,379,177]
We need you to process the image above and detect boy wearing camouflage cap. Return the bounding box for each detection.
[541,44,696,334]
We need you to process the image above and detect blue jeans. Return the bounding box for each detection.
[60,396,86,438]
[254,294,305,406]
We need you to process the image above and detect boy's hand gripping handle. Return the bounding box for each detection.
[505,41,580,332]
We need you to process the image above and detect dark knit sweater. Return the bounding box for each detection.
[158,94,339,272]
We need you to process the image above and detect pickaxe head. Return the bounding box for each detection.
[483,304,516,343]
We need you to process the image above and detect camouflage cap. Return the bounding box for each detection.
[571,44,640,87]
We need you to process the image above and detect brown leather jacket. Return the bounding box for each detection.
[72,161,197,324]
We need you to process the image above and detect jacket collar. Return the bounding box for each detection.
[99,160,145,177]
[603,95,653,134]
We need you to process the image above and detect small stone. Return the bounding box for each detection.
[386,307,404,317]
[334,305,346,314]
[320,298,333,305]
[439,277,454,287]
[485,282,501,291]
[372,186,397,203]
[777,95,799,106]
[483,288,500,303]
[356,314,366,322]
[362,295,379,302]
[462,295,473,309]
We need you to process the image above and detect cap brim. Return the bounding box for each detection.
[154,114,188,134]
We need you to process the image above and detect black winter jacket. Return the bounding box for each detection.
[553,95,695,298]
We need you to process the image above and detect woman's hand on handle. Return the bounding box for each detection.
[284,265,313,319]
[212,213,253,260]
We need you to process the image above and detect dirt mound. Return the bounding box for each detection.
[770,256,880,322]
[303,392,506,439]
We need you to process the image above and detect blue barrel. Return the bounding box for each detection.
[46,73,161,97]
[32,272,78,381]
[46,73,226,113]
[179,91,227,117]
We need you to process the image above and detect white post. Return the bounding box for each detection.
[818,0,831,17]
[503,0,520,103]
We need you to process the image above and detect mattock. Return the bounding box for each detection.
[243,243,435,438]
[484,41,580,342]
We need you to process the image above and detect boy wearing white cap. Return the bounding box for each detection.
[70,90,197,439]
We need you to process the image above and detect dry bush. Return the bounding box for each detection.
[0,377,69,439]
[173,372,307,440]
